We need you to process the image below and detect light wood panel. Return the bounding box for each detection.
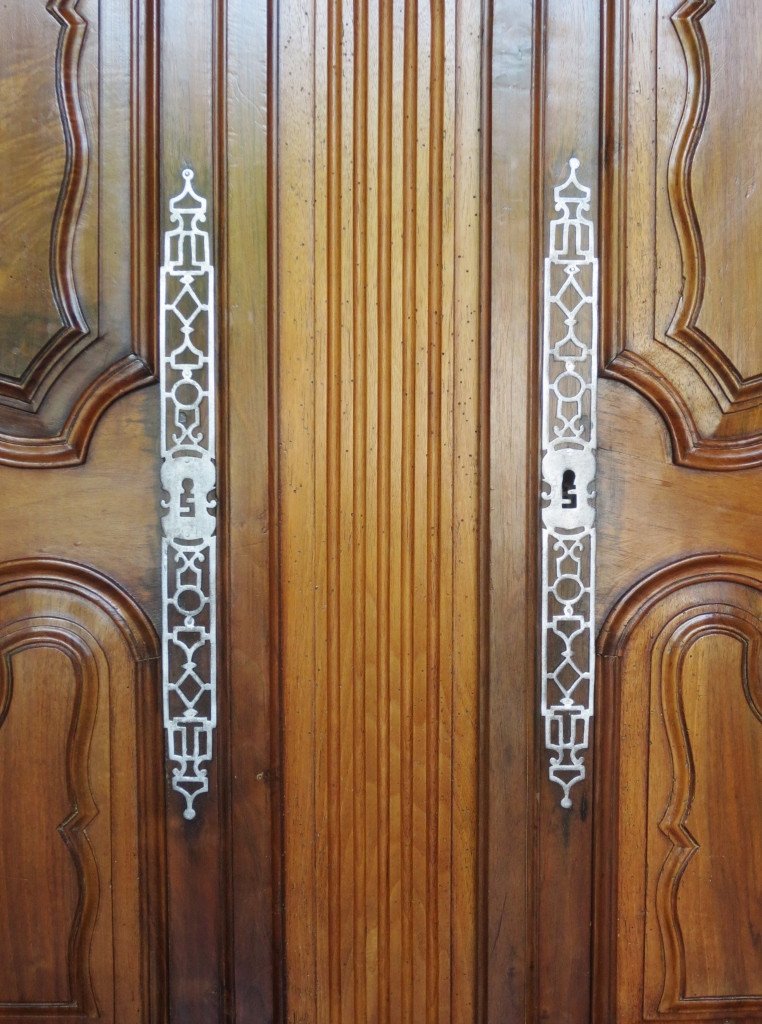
[275,2,483,1020]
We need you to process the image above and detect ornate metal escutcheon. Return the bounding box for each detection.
[160,169,218,820]
[540,159,598,809]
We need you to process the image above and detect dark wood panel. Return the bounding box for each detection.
[0,643,96,1012]
[0,560,166,1022]
[0,0,157,467]
[0,1,87,384]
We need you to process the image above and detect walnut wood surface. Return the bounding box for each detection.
[0,0,157,466]
[0,560,167,1022]
[2,1,761,1021]
[601,0,762,468]
[275,2,482,1019]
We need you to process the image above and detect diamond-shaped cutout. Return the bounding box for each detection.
[554,272,588,320]
[171,284,204,326]
[552,659,583,695]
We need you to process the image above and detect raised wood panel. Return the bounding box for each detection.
[0,561,167,1022]
[602,0,762,468]
[0,0,157,467]
[0,640,98,1014]
[0,1,88,384]
[276,2,483,1019]
[594,555,762,1022]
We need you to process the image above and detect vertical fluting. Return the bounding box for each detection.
[400,1,418,1021]
[326,0,343,1019]
[426,2,445,1020]
[376,1,393,1020]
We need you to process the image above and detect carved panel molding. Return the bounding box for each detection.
[0,0,89,408]
[0,0,157,467]
[655,609,762,1015]
[602,0,762,468]
[0,626,99,1015]
[0,560,167,1020]
[594,554,762,1021]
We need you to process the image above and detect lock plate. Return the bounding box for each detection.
[539,160,598,809]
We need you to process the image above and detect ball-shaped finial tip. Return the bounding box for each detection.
[183,807,196,821]
[569,157,579,170]
[182,168,194,181]
[561,795,572,810]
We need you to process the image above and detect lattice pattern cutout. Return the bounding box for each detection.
[160,169,218,820]
[540,159,598,809]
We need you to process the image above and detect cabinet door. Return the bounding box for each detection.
[0,2,274,1021]
[594,2,762,1022]
[485,2,762,1022]
[0,2,168,1020]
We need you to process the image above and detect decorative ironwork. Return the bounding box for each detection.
[160,168,217,820]
[540,158,598,809]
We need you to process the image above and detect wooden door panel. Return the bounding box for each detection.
[275,2,483,1019]
[595,559,762,1023]
[0,0,156,466]
[0,562,166,1022]
[602,0,762,468]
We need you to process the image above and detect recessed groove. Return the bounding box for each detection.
[326,0,343,1019]
[352,0,369,1020]
[400,2,418,1022]
[426,2,445,1020]
[376,1,393,1020]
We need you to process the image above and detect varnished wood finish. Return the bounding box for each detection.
[0,560,167,1022]
[275,2,483,1020]
[0,0,275,1020]
[4,1,762,1021]
[0,0,158,466]
[590,2,762,1011]
[595,556,762,1022]
[601,0,762,468]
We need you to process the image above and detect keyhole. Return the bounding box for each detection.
[179,479,195,517]
[561,469,577,509]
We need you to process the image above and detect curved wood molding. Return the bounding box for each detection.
[655,611,762,1014]
[0,625,100,1015]
[601,0,762,469]
[593,553,762,1020]
[0,0,90,410]
[0,557,159,658]
[0,354,153,468]
[667,0,762,405]
[0,0,157,468]
[0,559,166,1020]
[598,551,762,657]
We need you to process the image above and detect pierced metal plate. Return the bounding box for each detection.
[160,169,218,820]
[540,159,598,809]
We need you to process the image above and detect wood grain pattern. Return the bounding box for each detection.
[601,0,762,468]
[0,0,157,467]
[276,2,483,1020]
[0,0,89,400]
[0,633,98,1015]
[0,560,167,1022]
[594,555,762,1022]
[656,613,762,1015]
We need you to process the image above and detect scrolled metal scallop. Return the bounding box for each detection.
[160,168,218,820]
[540,158,598,809]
